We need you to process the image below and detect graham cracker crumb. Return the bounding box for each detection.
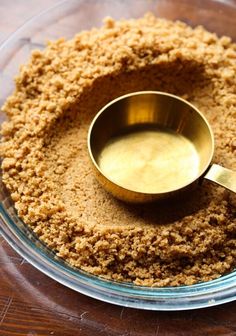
[0,14,235,287]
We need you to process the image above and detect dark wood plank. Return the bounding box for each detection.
[0,1,236,335]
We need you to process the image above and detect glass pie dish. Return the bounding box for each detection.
[0,0,236,311]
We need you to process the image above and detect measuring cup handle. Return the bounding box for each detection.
[204,164,236,193]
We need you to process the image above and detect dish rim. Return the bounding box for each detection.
[0,0,235,311]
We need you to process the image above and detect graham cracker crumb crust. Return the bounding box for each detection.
[1,14,236,286]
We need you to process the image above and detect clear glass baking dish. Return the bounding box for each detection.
[0,0,235,310]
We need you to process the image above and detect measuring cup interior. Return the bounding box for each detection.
[89,91,214,196]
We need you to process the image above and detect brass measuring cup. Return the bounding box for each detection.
[88,91,236,203]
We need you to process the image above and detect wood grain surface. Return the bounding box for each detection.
[0,1,236,335]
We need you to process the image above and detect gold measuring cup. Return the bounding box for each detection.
[88,91,236,203]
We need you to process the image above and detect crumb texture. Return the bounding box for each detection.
[1,14,236,286]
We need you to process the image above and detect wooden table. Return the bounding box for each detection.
[0,1,236,335]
